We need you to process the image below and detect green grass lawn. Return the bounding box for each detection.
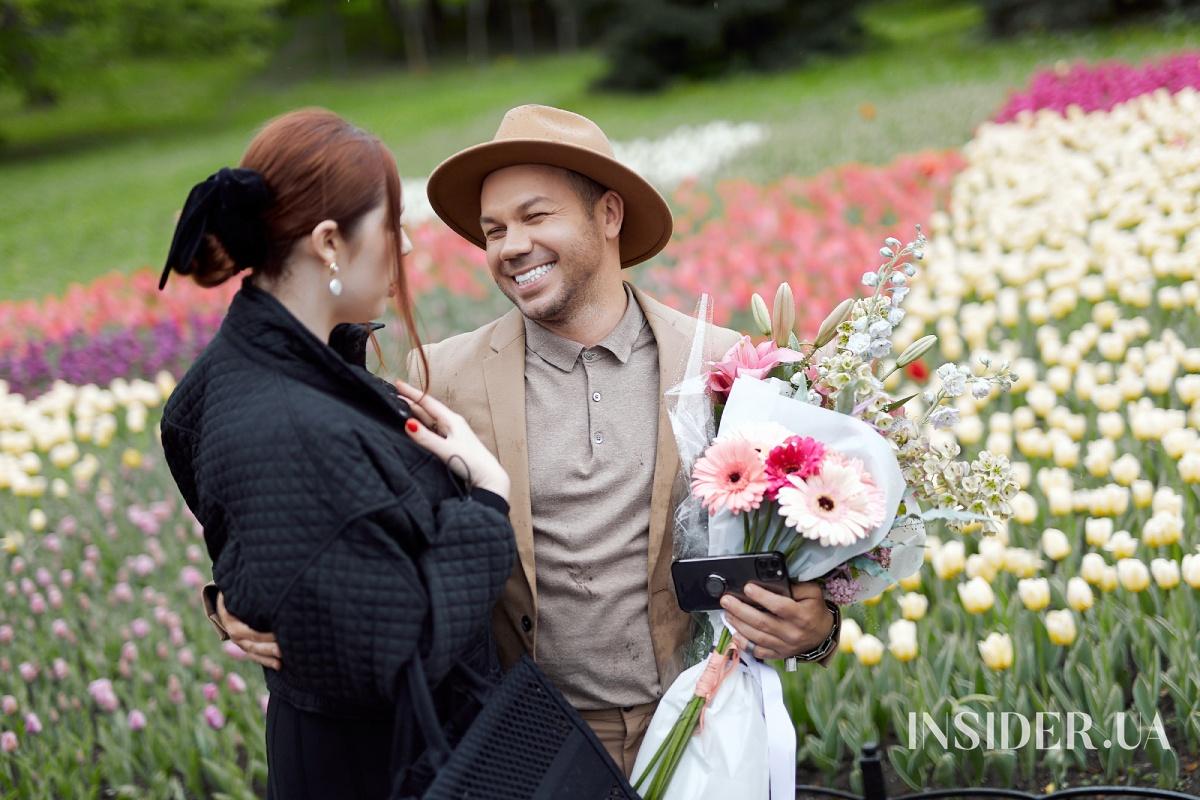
[2,0,1198,302]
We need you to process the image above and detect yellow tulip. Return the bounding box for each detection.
[51,478,69,499]
[887,620,918,663]
[121,449,144,470]
[1131,480,1155,509]
[1044,610,1077,646]
[1066,577,1094,612]
[1097,412,1125,440]
[978,632,1014,671]
[933,541,966,581]
[838,618,863,653]
[1109,454,1140,486]
[1041,528,1070,561]
[1116,559,1151,593]
[28,509,47,533]
[1099,566,1119,593]
[1104,531,1138,560]
[899,572,922,591]
[1017,577,1051,611]
[1,531,24,554]
[899,592,928,621]
[1084,517,1113,547]
[1080,553,1108,585]
[958,577,995,614]
[853,634,885,666]
[1180,451,1200,485]
[1181,554,1200,589]
[1150,558,1180,590]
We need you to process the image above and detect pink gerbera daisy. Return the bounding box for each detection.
[691,439,768,516]
[764,436,827,499]
[777,452,885,547]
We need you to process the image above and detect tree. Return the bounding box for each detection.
[594,0,863,92]
[384,0,431,71]
[0,0,282,108]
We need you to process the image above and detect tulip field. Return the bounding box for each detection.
[3,51,1200,796]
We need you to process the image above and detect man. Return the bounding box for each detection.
[212,105,840,775]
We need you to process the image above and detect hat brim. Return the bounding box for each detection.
[425,139,673,268]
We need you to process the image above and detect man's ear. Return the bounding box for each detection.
[600,190,625,241]
[308,219,341,265]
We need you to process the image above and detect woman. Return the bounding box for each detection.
[158,108,516,798]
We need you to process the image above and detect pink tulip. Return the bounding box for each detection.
[87,679,119,713]
[112,582,133,603]
[121,642,138,662]
[227,673,247,694]
[167,676,185,705]
[43,535,61,554]
[52,659,69,681]
[130,619,150,639]
[202,683,219,702]
[24,713,41,735]
[59,516,77,535]
[180,566,204,589]
[178,648,194,668]
[1,731,16,753]
[18,662,37,683]
[51,619,70,639]
[127,710,147,732]
[0,625,11,644]
[59,569,74,588]
[203,705,225,730]
[35,568,52,587]
[2,696,17,715]
[11,557,25,576]
[47,587,62,609]
[260,694,270,716]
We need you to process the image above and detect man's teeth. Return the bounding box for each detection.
[515,262,556,286]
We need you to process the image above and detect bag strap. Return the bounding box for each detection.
[390,656,496,786]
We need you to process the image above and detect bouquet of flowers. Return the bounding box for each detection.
[632,228,1020,800]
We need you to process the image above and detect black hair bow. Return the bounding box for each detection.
[160,167,272,290]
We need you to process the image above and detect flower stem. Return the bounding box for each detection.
[637,628,735,799]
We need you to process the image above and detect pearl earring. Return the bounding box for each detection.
[328,262,343,296]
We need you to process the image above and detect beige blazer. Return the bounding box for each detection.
[410,285,741,690]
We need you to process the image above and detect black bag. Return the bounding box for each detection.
[394,654,641,800]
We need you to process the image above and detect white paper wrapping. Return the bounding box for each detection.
[710,376,907,581]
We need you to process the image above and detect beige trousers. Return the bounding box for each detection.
[577,700,659,778]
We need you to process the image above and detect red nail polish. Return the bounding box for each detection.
[405,419,419,433]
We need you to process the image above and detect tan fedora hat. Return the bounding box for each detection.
[425,105,673,268]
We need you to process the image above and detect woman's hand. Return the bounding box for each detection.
[217,592,282,671]
[394,380,511,502]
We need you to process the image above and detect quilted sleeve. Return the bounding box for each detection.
[413,491,516,683]
[270,499,430,705]
[269,487,514,704]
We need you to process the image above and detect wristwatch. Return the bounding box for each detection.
[786,600,841,671]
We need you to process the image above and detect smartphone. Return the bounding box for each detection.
[671,551,792,613]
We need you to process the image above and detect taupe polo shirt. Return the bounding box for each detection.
[524,283,662,710]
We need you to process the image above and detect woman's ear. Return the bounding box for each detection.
[308,219,341,265]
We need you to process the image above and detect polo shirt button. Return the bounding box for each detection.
[583,351,597,362]
[521,615,533,633]
[592,391,602,402]
[593,432,604,444]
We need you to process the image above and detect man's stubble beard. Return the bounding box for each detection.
[508,223,606,327]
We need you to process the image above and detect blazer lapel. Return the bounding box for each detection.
[482,309,538,609]
[632,286,693,594]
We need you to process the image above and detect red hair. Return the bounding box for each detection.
[192,107,426,385]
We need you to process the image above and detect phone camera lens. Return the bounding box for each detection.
[704,574,727,598]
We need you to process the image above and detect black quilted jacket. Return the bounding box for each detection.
[161,281,516,722]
